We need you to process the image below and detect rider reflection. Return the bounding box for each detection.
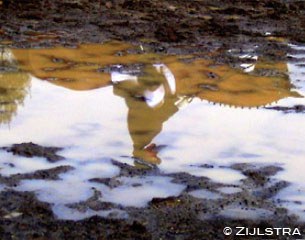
[112,63,190,164]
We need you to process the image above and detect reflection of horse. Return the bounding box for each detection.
[112,64,189,164]
[9,42,300,164]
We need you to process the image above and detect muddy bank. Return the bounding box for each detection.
[2,142,64,162]
[0,143,304,239]
[0,0,305,60]
[265,104,305,113]
[0,190,301,240]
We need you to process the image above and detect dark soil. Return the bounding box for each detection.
[0,0,305,61]
[265,104,305,113]
[2,142,64,162]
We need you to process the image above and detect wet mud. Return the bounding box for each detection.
[2,143,64,162]
[265,104,305,113]
[0,143,304,239]
[1,0,305,239]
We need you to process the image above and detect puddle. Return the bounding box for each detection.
[186,166,246,184]
[217,187,242,194]
[219,207,274,220]
[0,151,63,176]
[189,189,221,200]
[52,205,128,221]
[0,184,5,191]
[98,176,185,207]
[0,41,305,220]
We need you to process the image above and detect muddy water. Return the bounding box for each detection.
[0,42,305,220]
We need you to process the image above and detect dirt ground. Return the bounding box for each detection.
[1,0,305,55]
[1,1,305,239]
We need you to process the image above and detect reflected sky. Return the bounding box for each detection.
[0,42,305,219]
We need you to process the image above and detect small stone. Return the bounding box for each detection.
[4,212,23,219]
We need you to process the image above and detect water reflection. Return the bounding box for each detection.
[11,41,297,108]
[1,42,305,220]
[1,42,299,164]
